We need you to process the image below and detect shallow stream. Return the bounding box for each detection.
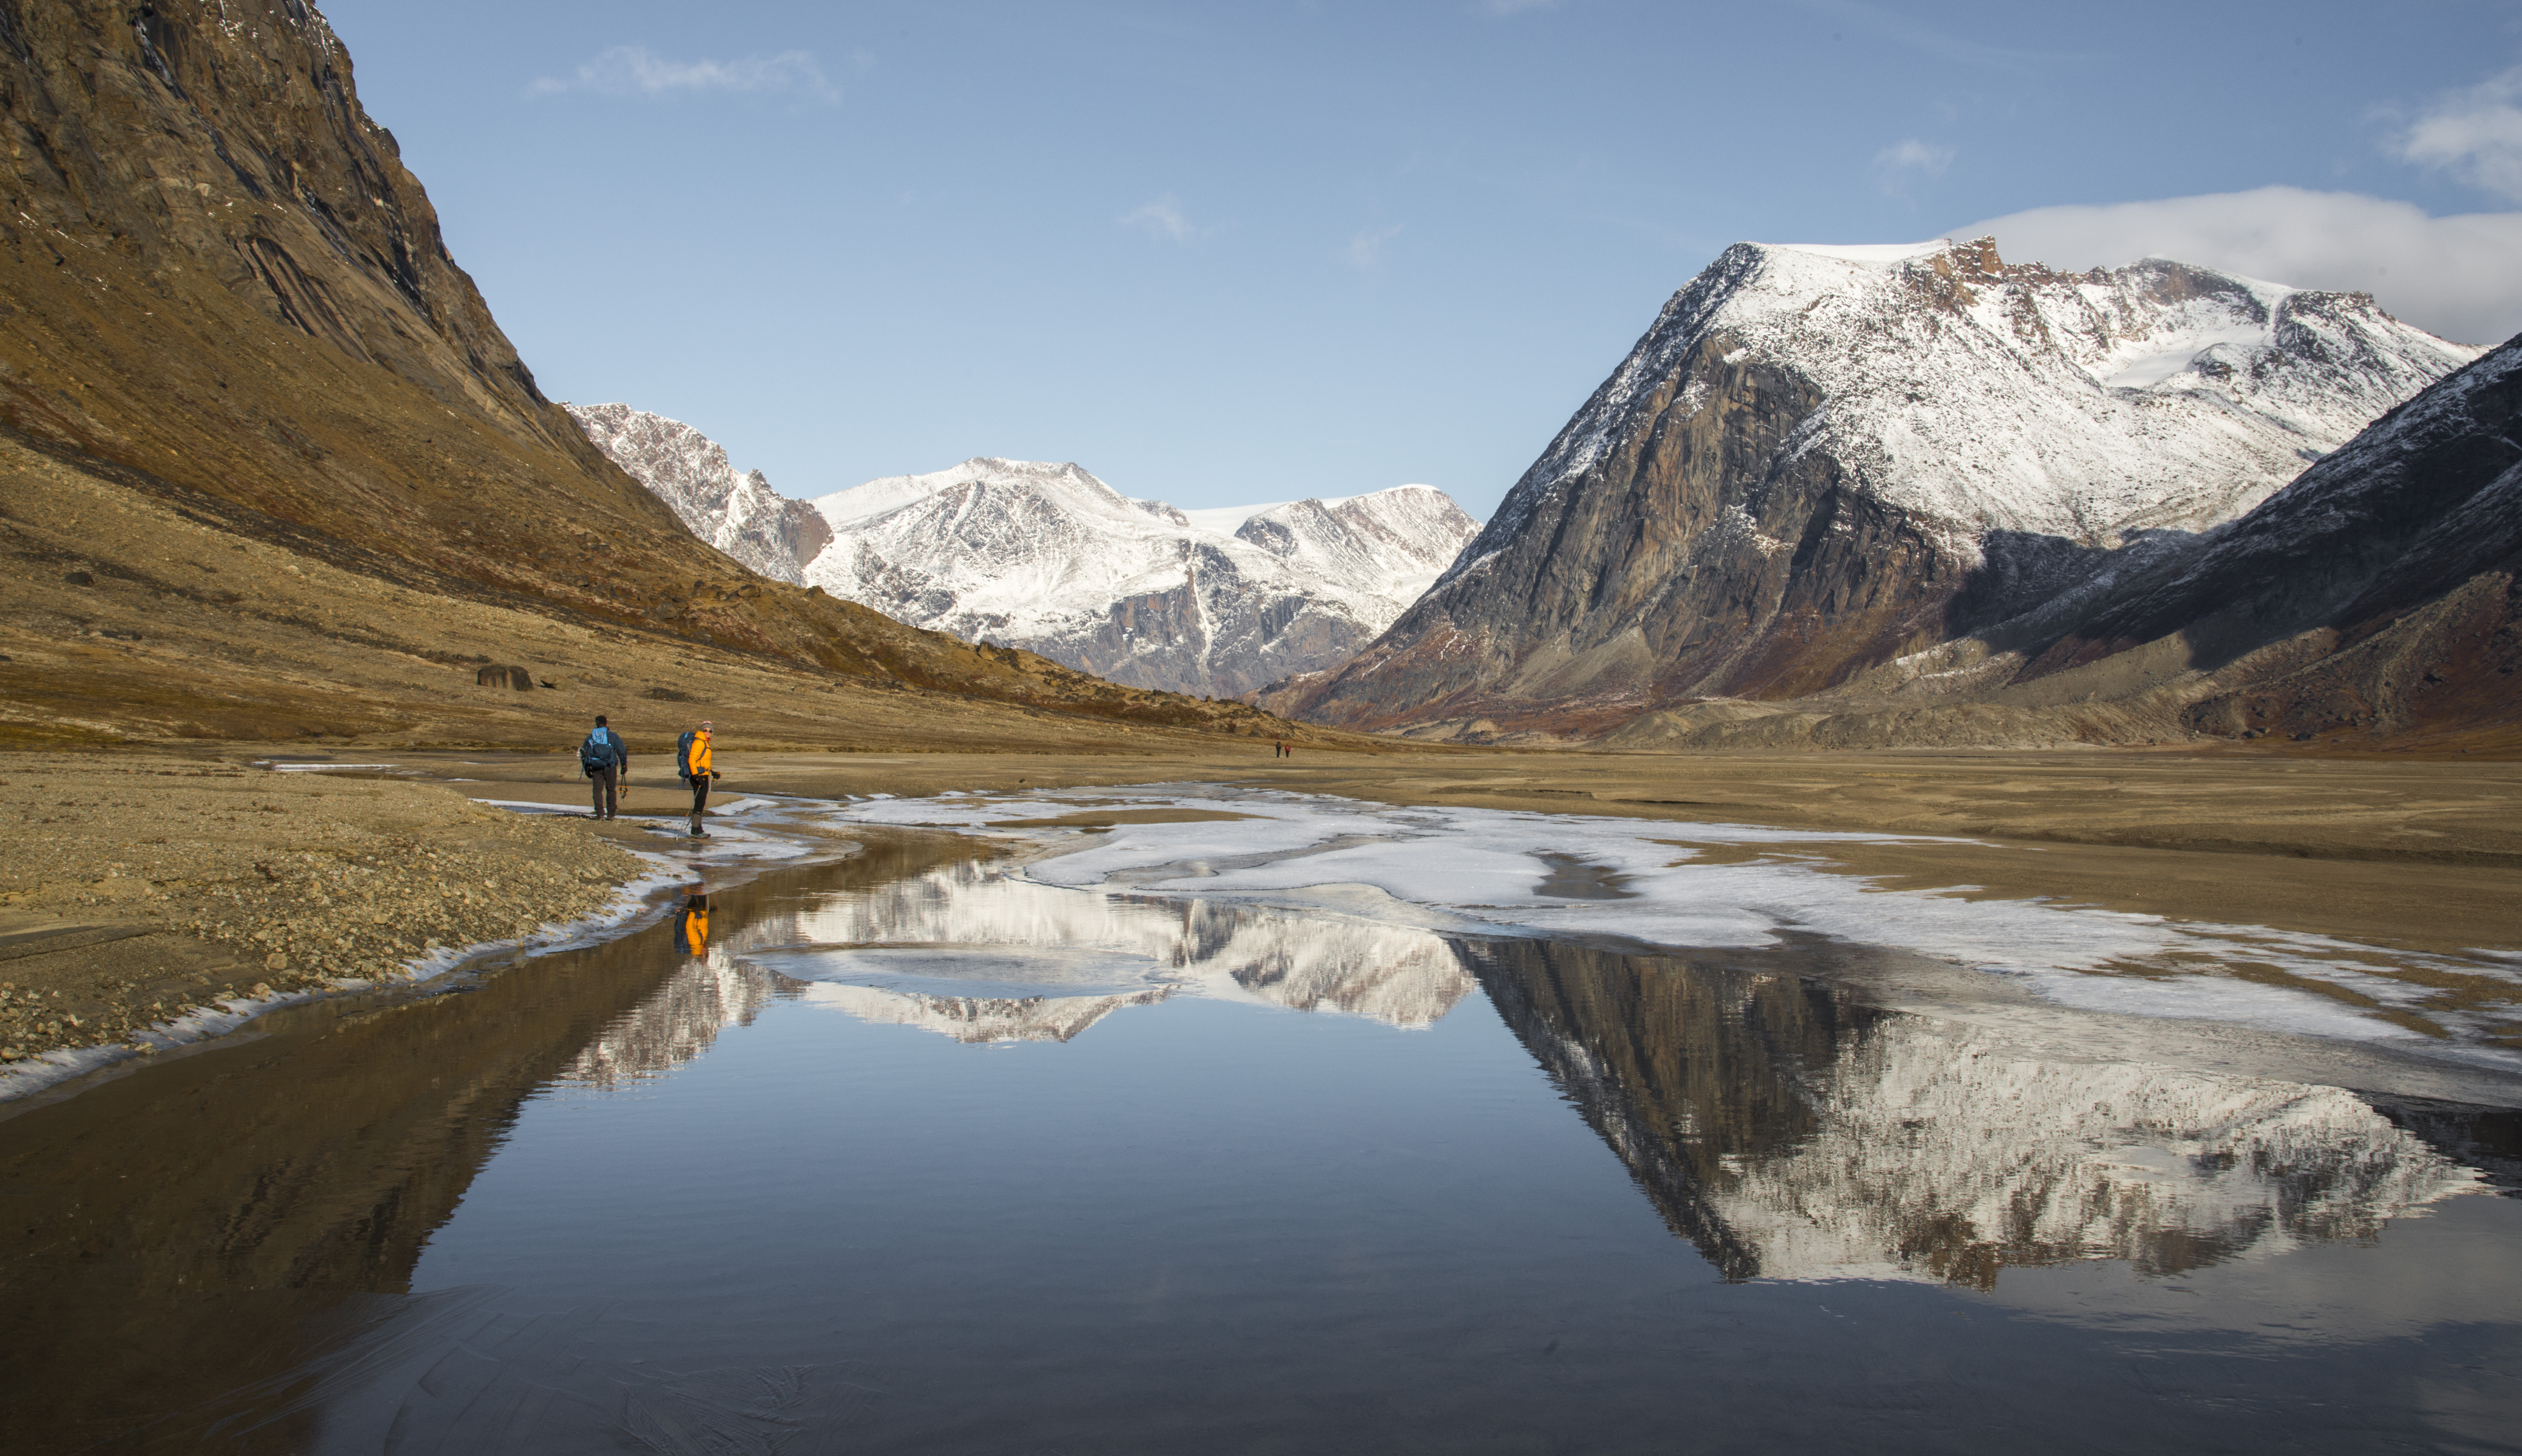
[3,793,2518,1453]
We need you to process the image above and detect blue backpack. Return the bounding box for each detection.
[578,728,612,773]
[675,729,697,781]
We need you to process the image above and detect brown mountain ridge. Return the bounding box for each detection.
[0,0,1313,751]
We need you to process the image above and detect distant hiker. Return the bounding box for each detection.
[580,714,628,819]
[677,719,719,837]
[679,891,710,958]
[1273,739,1284,759]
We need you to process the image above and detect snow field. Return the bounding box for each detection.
[825,786,2522,1069]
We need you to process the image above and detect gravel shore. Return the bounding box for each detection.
[2,751,645,1067]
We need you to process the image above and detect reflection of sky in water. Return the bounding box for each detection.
[170,843,2522,1454]
[824,786,2522,1070]
[556,863,2505,1291]
[756,945,1171,1001]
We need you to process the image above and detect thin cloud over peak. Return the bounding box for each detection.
[2391,64,2522,202]
[1347,223,1403,270]
[528,46,841,102]
[1957,186,2522,348]
[1871,138,1953,198]
[1118,195,1200,243]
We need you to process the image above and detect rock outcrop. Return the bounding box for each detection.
[565,404,830,583]
[1286,239,2478,740]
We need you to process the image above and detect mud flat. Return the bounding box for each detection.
[0,751,647,1079]
[431,743,2522,967]
[15,741,2522,1081]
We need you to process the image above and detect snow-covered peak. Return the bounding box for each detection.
[1488,237,2481,564]
[573,412,1484,696]
[809,457,1137,531]
[1236,486,1479,614]
[798,464,1481,694]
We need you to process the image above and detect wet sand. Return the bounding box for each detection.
[0,751,644,1068]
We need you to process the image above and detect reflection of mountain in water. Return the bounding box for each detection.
[560,952,785,1087]
[733,864,1474,1041]
[797,983,1173,1043]
[1470,940,2484,1287]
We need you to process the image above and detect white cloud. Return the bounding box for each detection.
[2392,65,2522,202]
[528,46,840,102]
[1954,187,2522,347]
[1119,195,1197,243]
[1347,223,1403,270]
[1870,138,1953,198]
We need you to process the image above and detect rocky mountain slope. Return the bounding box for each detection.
[1597,333,2522,754]
[566,404,829,583]
[0,0,1302,747]
[1285,238,2479,740]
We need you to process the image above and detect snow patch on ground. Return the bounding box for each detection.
[822,786,2522,1070]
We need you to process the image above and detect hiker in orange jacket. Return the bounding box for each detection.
[681,720,719,837]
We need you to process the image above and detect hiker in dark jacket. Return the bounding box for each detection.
[581,715,629,820]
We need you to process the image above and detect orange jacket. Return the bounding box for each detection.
[689,729,713,776]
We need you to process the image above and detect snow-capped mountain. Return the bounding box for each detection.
[801,459,1478,696]
[569,407,1479,697]
[1289,238,2481,738]
[566,403,830,584]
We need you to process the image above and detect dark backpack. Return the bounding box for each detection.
[578,729,610,774]
[676,729,697,781]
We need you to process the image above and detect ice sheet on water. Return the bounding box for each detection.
[825,786,2522,1068]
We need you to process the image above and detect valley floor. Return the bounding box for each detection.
[8,742,2518,1084]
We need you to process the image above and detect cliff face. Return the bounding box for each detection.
[1290,239,2476,738]
[0,1,1303,742]
[0,0,665,584]
[2036,336,2522,748]
[567,403,830,584]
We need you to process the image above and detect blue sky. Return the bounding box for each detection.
[324,1,2522,519]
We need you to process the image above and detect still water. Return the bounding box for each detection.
[3,826,2518,1453]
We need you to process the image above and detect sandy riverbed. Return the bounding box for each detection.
[11,740,2521,1077]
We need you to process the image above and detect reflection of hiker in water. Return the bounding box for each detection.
[678,892,710,958]
[676,720,719,837]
